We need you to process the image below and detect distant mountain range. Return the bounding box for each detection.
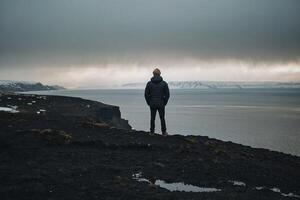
[122,81,300,89]
[0,80,64,92]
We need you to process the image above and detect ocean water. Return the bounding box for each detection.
[27,89,300,156]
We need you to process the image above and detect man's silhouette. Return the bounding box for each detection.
[144,68,170,135]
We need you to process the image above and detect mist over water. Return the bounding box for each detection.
[28,89,300,156]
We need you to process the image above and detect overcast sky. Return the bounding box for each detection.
[0,0,300,88]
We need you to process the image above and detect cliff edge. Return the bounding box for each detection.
[0,93,131,130]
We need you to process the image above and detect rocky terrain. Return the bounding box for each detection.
[0,80,64,92]
[0,93,300,200]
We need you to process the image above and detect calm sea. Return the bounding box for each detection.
[28,89,300,156]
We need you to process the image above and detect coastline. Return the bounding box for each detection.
[0,93,299,199]
[21,88,300,156]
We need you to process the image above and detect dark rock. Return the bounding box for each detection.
[0,93,299,200]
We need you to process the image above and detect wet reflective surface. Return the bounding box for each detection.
[132,172,221,193]
[154,180,221,193]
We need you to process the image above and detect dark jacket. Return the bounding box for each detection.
[144,75,170,107]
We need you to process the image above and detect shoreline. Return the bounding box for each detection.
[20,88,300,156]
[0,93,300,199]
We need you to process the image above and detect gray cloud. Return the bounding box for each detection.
[0,0,300,69]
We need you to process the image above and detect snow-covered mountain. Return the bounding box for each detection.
[122,81,300,89]
[0,80,64,92]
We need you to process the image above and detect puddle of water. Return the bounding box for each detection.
[0,106,19,113]
[132,172,221,193]
[270,187,281,193]
[135,178,151,183]
[132,172,142,179]
[229,180,246,186]
[270,187,300,198]
[155,180,221,192]
[282,193,300,198]
[133,172,300,197]
[255,187,300,198]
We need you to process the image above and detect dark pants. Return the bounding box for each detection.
[150,106,166,133]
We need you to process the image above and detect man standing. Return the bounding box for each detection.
[144,68,170,136]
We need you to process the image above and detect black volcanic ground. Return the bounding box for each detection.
[0,93,299,200]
